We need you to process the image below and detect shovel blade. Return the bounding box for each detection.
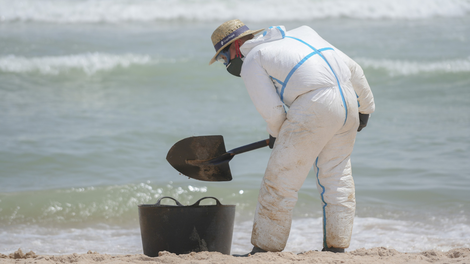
[166,135,232,181]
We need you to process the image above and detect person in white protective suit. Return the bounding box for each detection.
[209,19,375,255]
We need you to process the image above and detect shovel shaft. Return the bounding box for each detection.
[227,139,269,155]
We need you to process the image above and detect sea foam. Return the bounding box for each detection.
[234,217,470,254]
[2,216,468,255]
[0,0,469,23]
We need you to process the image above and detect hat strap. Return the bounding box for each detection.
[234,40,242,58]
[214,25,249,51]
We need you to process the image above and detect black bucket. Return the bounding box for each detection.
[138,196,235,257]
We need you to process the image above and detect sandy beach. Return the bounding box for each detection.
[1,248,469,264]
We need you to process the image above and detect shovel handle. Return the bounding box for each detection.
[227,138,269,156]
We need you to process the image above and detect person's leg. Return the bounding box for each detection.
[315,113,358,250]
[251,127,322,251]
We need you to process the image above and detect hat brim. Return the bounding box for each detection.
[209,28,264,65]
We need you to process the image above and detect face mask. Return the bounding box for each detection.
[226,57,243,77]
[226,39,244,77]
[215,39,244,77]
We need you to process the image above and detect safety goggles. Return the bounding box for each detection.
[216,47,231,66]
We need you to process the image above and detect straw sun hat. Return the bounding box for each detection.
[209,19,264,65]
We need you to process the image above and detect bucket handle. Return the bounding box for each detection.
[155,196,183,206]
[190,196,222,207]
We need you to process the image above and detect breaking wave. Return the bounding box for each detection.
[0,0,469,23]
[2,53,469,77]
[357,56,470,76]
[0,53,151,75]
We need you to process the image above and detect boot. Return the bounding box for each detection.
[233,246,267,257]
[322,247,345,253]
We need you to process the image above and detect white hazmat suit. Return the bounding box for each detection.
[239,26,375,251]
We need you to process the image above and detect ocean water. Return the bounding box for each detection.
[1,0,470,255]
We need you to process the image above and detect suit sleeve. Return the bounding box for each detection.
[240,51,287,137]
[336,49,375,114]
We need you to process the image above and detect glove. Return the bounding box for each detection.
[269,135,276,149]
[357,113,369,132]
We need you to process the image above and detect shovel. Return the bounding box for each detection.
[166,135,269,181]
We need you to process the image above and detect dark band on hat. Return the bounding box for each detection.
[214,25,249,52]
